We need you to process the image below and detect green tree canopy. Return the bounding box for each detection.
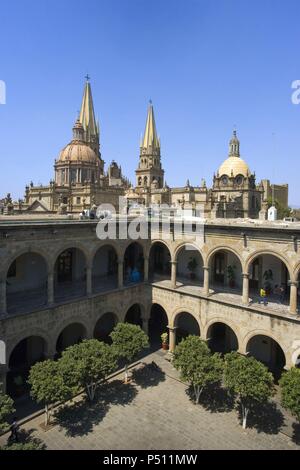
[0,392,15,433]
[224,352,274,429]
[279,367,300,423]
[110,323,149,382]
[173,336,223,404]
[58,339,118,401]
[28,359,71,425]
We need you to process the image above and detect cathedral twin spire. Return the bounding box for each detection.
[79,77,100,155]
[141,100,160,153]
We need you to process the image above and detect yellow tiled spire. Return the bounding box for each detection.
[79,76,99,142]
[141,100,160,151]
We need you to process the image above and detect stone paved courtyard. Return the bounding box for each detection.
[1,350,299,450]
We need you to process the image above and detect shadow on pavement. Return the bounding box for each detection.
[292,422,300,445]
[186,384,235,413]
[3,428,46,450]
[238,401,284,435]
[131,362,166,388]
[54,380,137,437]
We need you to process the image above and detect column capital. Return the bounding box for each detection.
[242,273,250,279]
[203,265,210,271]
[170,260,178,265]
[289,280,298,288]
[118,259,124,265]
[167,325,177,331]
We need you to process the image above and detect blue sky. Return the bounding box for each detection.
[0,0,300,205]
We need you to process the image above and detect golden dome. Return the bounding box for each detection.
[218,156,250,178]
[58,141,98,163]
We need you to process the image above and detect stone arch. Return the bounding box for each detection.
[207,246,244,292]
[94,312,118,343]
[90,241,122,264]
[123,302,145,327]
[173,310,201,345]
[123,241,145,284]
[175,243,204,285]
[53,246,88,301]
[241,329,286,356]
[2,247,51,279]
[7,333,49,398]
[148,241,172,279]
[7,328,51,362]
[170,306,201,329]
[203,317,241,345]
[289,346,300,368]
[245,250,292,279]
[206,321,239,354]
[174,242,205,264]
[206,245,244,271]
[55,321,88,354]
[148,303,169,346]
[147,239,172,260]
[54,315,90,342]
[292,261,300,283]
[245,250,292,303]
[121,239,146,260]
[245,331,286,377]
[6,251,49,313]
[92,243,118,293]
[51,242,90,271]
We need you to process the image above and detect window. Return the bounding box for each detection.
[57,250,73,283]
[76,197,81,205]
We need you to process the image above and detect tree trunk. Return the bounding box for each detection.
[86,382,97,401]
[193,384,203,404]
[45,404,49,426]
[124,364,129,384]
[241,403,249,429]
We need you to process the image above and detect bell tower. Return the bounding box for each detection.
[135,101,164,189]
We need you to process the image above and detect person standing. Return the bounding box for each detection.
[258,287,267,306]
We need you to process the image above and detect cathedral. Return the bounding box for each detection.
[5,78,288,219]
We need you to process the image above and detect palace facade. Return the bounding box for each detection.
[0,79,297,399]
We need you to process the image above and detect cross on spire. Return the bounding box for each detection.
[85,74,90,82]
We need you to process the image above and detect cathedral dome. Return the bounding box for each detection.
[218,156,250,178]
[58,141,98,163]
[217,130,251,177]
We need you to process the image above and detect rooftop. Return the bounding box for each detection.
[0,213,300,232]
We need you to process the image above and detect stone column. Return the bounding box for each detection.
[0,279,7,315]
[144,257,149,282]
[203,266,210,296]
[0,366,8,394]
[141,317,149,336]
[289,281,298,314]
[47,272,54,305]
[118,261,124,289]
[242,273,250,306]
[168,326,177,353]
[171,261,177,289]
[86,266,92,296]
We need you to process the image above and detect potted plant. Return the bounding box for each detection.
[227,265,236,288]
[161,332,169,351]
[187,257,198,280]
[263,269,273,295]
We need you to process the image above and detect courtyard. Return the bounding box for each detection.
[1,350,299,451]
